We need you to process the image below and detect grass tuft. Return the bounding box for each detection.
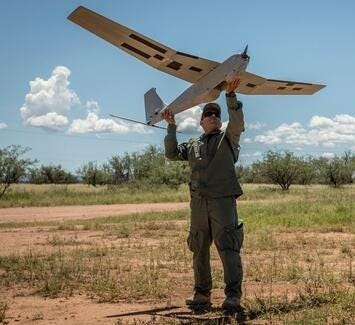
[0,301,8,323]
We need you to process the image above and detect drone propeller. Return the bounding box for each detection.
[241,45,249,60]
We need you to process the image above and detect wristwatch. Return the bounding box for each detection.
[226,91,236,97]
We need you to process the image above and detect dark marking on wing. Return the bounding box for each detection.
[167,61,182,70]
[129,33,167,54]
[176,51,199,59]
[154,54,164,60]
[246,83,256,88]
[189,66,202,72]
[121,43,150,59]
[267,79,313,86]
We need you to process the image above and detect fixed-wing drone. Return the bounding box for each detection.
[68,6,325,127]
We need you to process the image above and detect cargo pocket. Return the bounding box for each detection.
[215,223,244,252]
[187,230,203,253]
[235,222,244,251]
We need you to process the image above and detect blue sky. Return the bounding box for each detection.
[1,0,354,171]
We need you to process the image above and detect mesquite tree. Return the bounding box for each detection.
[259,151,302,190]
[0,145,36,198]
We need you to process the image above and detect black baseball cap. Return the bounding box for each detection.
[202,103,221,117]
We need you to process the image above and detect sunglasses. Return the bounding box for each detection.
[203,111,221,118]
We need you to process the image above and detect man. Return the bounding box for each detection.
[162,80,245,311]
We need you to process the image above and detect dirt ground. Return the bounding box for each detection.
[1,203,192,324]
[0,202,189,224]
[2,284,301,324]
[0,203,353,324]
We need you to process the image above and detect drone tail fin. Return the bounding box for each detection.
[144,88,165,123]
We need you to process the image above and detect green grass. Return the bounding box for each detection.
[0,246,171,301]
[1,188,353,233]
[239,198,354,232]
[245,282,355,324]
[0,183,190,208]
[2,183,354,208]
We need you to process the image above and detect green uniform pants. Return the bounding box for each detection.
[187,196,244,298]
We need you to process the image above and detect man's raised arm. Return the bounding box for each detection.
[225,80,245,162]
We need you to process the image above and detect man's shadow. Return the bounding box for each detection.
[106,305,250,324]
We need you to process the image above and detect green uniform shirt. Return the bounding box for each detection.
[164,94,245,198]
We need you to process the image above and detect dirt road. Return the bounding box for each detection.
[0,202,189,223]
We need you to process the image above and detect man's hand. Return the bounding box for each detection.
[226,79,240,94]
[161,109,176,125]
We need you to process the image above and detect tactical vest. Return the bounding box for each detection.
[187,131,243,198]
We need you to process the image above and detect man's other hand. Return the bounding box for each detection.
[161,109,176,125]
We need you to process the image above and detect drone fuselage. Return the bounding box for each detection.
[148,54,249,124]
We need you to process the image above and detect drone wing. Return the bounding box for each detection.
[237,71,325,95]
[68,6,219,83]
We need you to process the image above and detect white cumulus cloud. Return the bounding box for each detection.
[248,122,265,130]
[85,100,100,114]
[254,114,355,148]
[69,112,129,134]
[19,68,151,135]
[26,113,68,131]
[175,105,203,132]
[240,151,262,158]
[310,114,355,135]
[173,104,234,134]
[20,66,79,131]
[174,104,240,133]
[0,122,8,129]
[255,122,306,145]
[334,114,355,125]
[68,101,151,134]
